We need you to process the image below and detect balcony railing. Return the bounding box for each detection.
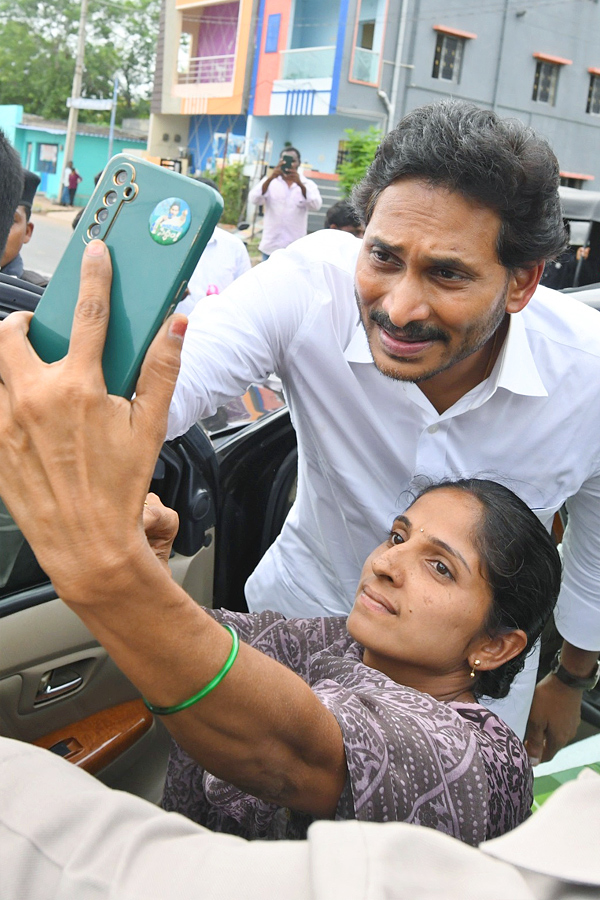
[178,54,235,85]
[351,47,380,84]
[279,46,336,80]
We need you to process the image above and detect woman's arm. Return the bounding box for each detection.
[0,241,346,818]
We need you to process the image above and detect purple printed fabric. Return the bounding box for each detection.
[161,610,532,845]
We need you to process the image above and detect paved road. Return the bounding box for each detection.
[21,212,76,278]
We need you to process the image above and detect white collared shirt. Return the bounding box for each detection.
[176,227,251,317]
[248,173,322,255]
[168,230,600,705]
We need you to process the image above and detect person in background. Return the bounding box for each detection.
[0,169,48,288]
[68,166,82,207]
[324,199,364,237]
[248,147,322,260]
[176,176,251,317]
[71,170,105,232]
[539,221,577,290]
[60,160,73,206]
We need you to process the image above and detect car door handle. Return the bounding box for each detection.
[34,667,83,704]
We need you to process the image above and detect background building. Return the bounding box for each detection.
[0,105,147,204]
[151,0,600,188]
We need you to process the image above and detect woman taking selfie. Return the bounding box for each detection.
[158,478,560,845]
[0,244,560,851]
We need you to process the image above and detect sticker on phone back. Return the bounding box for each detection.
[149,198,191,245]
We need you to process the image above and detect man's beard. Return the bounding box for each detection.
[354,283,508,384]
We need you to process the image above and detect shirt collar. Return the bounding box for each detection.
[493,308,547,398]
[343,309,548,399]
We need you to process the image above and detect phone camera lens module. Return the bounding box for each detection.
[114,170,128,185]
[88,223,102,239]
[105,190,118,206]
[97,208,109,222]
[123,186,134,199]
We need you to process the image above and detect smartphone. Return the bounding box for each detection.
[280,153,295,174]
[28,154,223,398]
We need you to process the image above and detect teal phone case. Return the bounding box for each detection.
[28,154,223,398]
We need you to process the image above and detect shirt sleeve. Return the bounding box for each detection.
[555,468,600,649]
[166,237,326,439]
[209,609,339,681]
[313,677,490,846]
[248,177,268,206]
[301,178,323,212]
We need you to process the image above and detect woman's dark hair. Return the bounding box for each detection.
[412,478,562,700]
[352,99,566,269]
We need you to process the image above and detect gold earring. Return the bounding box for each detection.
[469,659,481,678]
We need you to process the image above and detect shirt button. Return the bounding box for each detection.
[427,424,439,434]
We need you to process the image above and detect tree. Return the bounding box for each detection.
[337,126,382,198]
[0,0,160,123]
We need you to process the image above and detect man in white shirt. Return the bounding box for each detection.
[176,177,251,317]
[176,228,251,316]
[168,100,600,759]
[248,147,322,258]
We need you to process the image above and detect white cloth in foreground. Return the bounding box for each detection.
[175,226,251,316]
[0,737,598,900]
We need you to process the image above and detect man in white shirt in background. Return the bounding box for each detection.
[248,147,322,259]
[168,100,600,763]
[176,176,251,317]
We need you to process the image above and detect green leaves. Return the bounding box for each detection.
[0,0,160,122]
[337,127,382,198]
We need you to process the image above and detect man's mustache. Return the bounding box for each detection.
[368,308,449,344]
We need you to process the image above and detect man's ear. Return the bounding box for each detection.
[23,222,34,245]
[505,262,545,314]
[471,629,528,672]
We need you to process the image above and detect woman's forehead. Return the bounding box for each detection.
[402,489,483,546]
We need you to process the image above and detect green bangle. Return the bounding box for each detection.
[143,625,239,716]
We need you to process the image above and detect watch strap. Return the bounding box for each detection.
[550,650,600,691]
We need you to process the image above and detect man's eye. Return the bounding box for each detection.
[435,268,463,281]
[371,248,392,263]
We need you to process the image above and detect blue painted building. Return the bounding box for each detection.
[0,105,147,204]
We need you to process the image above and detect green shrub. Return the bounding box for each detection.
[200,163,249,226]
[337,127,382,198]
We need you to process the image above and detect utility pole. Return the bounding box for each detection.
[60,0,89,198]
[107,76,119,162]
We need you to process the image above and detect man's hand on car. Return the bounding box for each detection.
[143,492,179,573]
[524,675,582,763]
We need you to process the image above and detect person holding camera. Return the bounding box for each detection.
[249,147,322,260]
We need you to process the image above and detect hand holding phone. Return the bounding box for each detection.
[28,155,223,398]
[280,153,295,174]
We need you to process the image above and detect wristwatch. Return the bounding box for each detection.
[549,649,600,691]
